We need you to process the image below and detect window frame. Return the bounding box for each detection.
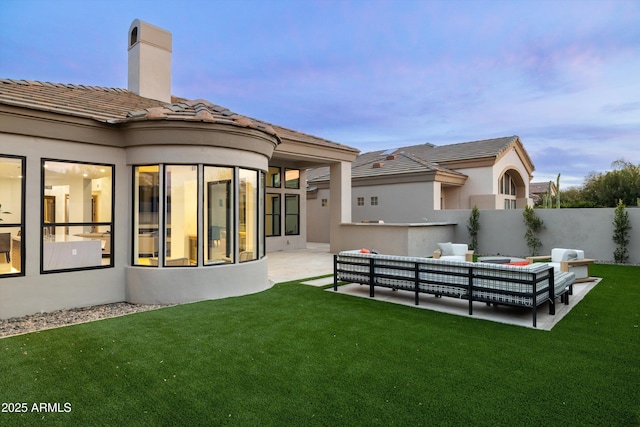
[164,164,199,267]
[239,167,259,262]
[0,154,26,278]
[41,158,115,274]
[284,168,300,189]
[266,193,281,237]
[499,172,517,196]
[132,163,266,268]
[204,166,236,265]
[266,166,281,188]
[133,164,161,266]
[284,193,300,236]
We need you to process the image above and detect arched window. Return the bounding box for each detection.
[499,171,518,209]
[499,172,517,196]
[130,27,138,48]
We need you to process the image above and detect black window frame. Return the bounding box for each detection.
[284,193,300,236]
[266,193,281,237]
[0,154,26,278]
[41,158,115,274]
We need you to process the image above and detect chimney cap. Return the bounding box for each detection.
[128,19,172,52]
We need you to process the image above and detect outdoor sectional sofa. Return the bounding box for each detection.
[333,250,576,327]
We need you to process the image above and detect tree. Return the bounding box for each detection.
[582,160,640,207]
[467,205,480,252]
[613,199,632,263]
[560,187,598,208]
[523,205,545,256]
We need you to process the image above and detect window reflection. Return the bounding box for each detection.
[284,168,300,189]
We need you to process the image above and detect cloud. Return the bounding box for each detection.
[602,102,640,114]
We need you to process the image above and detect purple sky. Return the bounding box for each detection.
[1,0,638,187]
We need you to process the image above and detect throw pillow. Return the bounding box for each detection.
[360,248,371,254]
[565,250,578,261]
[438,242,454,256]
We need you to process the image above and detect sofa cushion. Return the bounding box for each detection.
[438,242,454,256]
[451,244,468,256]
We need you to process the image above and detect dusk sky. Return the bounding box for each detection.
[1,0,638,187]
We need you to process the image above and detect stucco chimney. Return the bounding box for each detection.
[128,19,172,103]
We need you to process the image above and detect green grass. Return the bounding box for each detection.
[1,265,638,426]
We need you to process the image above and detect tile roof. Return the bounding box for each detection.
[381,136,521,164]
[307,136,530,183]
[306,151,465,182]
[0,79,353,152]
[266,123,359,153]
[0,79,277,133]
[530,181,555,194]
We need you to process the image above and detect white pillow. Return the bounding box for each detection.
[438,242,454,256]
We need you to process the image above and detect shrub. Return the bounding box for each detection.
[523,205,544,256]
[613,199,632,263]
[467,206,480,252]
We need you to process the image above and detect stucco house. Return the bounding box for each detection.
[0,20,358,319]
[307,136,535,242]
[529,181,558,206]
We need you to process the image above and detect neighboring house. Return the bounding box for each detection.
[530,181,557,206]
[0,20,357,319]
[307,136,534,242]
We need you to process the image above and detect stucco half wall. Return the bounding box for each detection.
[125,257,270,304]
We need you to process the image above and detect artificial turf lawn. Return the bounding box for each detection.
[0,264,638,426]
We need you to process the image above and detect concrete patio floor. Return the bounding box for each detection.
[267,243,601,330]
[267,242,335,284]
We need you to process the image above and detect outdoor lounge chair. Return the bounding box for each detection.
[527,248,595,283]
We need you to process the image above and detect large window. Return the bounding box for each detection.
[134,165,160,265]
[205,166,234,264]
[285,194,300,235]
[42,159,113,272]
[165,165,197,266]
[134,164,264,266]
[266,194,281,236]
[239,168,258,261]
[0,155,25,277]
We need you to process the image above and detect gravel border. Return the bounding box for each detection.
[0,302,172,339]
